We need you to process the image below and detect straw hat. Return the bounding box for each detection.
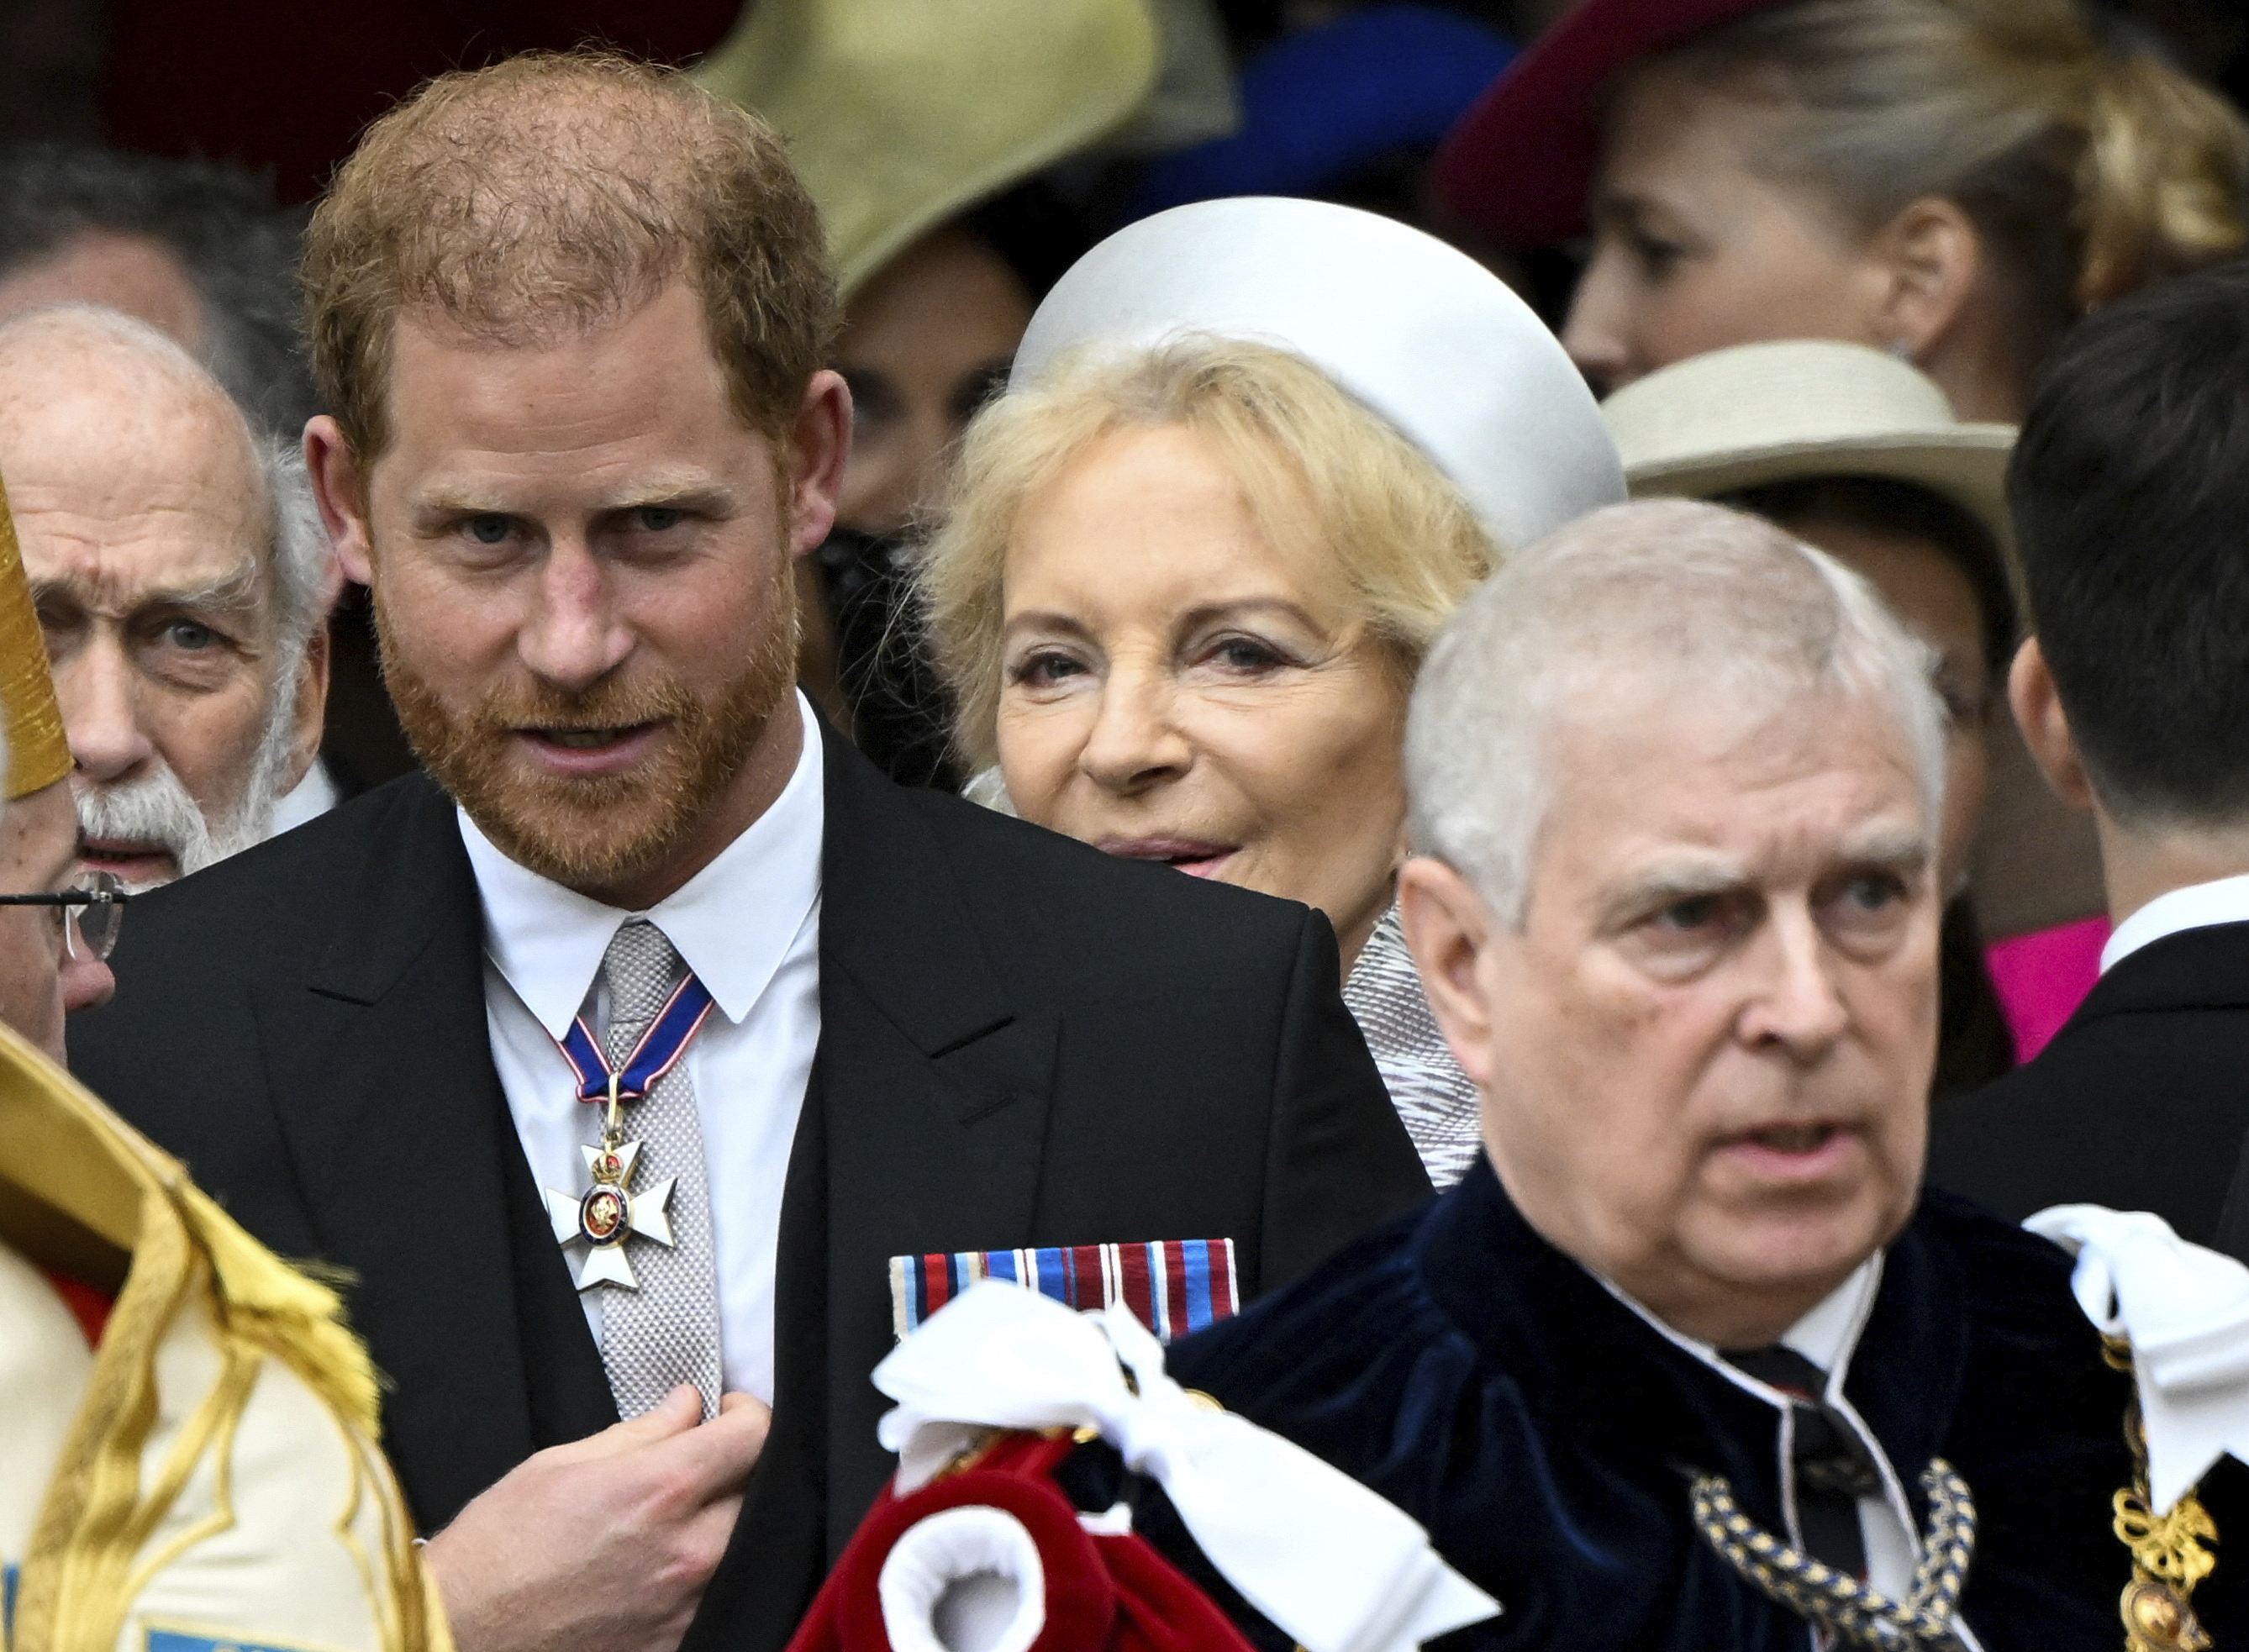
[1599,340,2016,553]
[694,0,1163,301]
[1010,196,1625,551]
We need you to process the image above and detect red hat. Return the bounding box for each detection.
[787,1431,1262,1652]
[1430,0,1785,250]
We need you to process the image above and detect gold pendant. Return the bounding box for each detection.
[2106,1337,2220,1652]
[543,1135,677,1292]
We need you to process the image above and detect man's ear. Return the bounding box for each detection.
[2008,635,2096,811]
[305,416,376,587]
[1867,197,1981,361]
[279,623,332,797]
[1396,855,1502,1092]
[787,369,852,561]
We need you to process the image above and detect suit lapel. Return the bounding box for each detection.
[254,775,609,1528]
[813,732,1059,1550]
[681,730,1057,1651]
[684,1046,833,1652]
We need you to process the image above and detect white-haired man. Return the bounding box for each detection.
[0,303,332,890]
[1163,500,2244,1648]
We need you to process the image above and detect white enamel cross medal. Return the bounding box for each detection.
[544,1080,678,1291]
[543,972,715,1292]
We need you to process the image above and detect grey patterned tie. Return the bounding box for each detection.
[593,918,724,1419]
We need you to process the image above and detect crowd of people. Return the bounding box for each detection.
[11,1,2249,1649]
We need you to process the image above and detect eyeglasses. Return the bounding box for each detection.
[0,871,130,960]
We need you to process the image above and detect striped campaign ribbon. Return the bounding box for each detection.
[889,1239,1240,1344]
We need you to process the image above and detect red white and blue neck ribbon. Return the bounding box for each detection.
[556,971,717,1104]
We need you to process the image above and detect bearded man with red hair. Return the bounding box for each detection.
[71,50,1427,1652]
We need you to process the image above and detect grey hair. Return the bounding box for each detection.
[1406,498,1947,925]
[0,142,316,440]
[257,435,333,663]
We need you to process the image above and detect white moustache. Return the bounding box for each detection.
[75,759,269,892]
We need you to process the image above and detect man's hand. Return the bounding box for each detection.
[420,1385,772,1652]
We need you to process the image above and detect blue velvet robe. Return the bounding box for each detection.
[1162,1158,2247,1649]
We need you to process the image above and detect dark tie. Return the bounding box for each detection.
[1724,1344,1883,1580]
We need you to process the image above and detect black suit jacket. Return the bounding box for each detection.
[1927,918,2249,1257]
[71,727,1430,1650]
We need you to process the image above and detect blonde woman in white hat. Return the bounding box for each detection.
[919,197,1626,1189]
[1603,338,2058,1090]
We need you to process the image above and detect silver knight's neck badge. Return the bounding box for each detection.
[544,1084,677,1291]
[544,970,714,1292]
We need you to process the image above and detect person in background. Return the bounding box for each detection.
[0,142,315,440]
[921,197,1625,1188]
[808,187,1094,789]
[1434,0,2249,418]
[698,0,1171,786]
[0,306,332,889]
[828,190,1086,561]
[1162,498,2244,1649]
[1926,260,2249,1260]
[0,141,376,821]
[74,55,1425,1652]
[1429,0,2249,1078]
[1601,339,2022,1086]
[0,485,451,1652]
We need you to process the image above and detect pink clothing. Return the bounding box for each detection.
[1985,916,2113,1061]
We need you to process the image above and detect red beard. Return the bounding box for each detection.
[377,571,799,893]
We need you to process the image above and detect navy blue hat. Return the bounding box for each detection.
[1125,3,1513,221]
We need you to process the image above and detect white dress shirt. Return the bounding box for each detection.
[267,758,340,835]
[461,691,824,1403]
[1602,1258,1983,1648]
[2102,870,2249,973]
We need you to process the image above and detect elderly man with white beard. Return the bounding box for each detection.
[0,303,330,890]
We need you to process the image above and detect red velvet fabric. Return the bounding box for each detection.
[787,1433,1256,1652]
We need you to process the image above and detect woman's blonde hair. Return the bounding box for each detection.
[1655,0,2249,355]
[919,334,1496,771]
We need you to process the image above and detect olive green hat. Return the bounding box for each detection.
[695,0,1172,300]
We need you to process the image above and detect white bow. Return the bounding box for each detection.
[2026,1203,2249,1512]
[873,1281,1500,1652]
